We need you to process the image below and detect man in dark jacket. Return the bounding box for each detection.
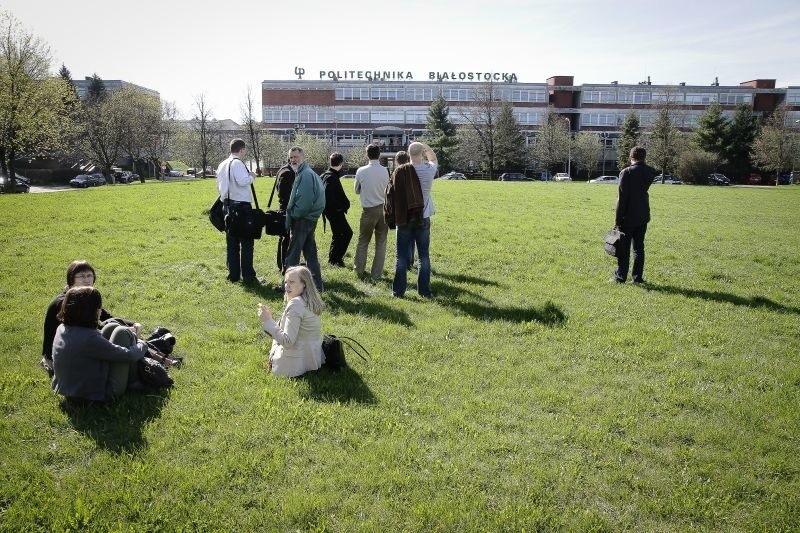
[613,146,657,283]
[321,152,352,267]
[275,159,295,273]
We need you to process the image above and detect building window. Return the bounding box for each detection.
[685,93,718,105]
[371,111,405,123]
[718,93,753,105]
[264,109,299,123]
[442,88,471,101]
[581,113,620,127]
[514,111,543,125]
[335,87,370,100]
[651,91,684,103]
[583,90,616,104]
[370,87,404,100]
[787,92,800,105]
[405,88,434,101]
[405,111,429,124]
[618,91,651,104]
[335,111,370,123]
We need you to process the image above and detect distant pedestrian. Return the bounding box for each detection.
[353,144,390,281]
[612,146,657,284]
[283,147,325,291]
[215,138,260,284]
[321,152,352,267]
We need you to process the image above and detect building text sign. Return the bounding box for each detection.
[294,67,518,83]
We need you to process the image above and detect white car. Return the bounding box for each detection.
[589,175,619,184]
[168,169,184,177]
[554,173,572,182]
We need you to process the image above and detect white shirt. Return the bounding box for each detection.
[413,161,437,218]
[216,156,253,202]
[354,160,390,208]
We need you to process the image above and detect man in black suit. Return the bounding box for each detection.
[275,158,295,273]
[613,146,657,283]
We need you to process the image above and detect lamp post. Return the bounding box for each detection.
[563,117,572,177]
[600,132,609,176]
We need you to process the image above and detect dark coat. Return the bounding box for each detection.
[321,167,350,215]
[384,163,424,229]
[42,289,117,359]
[616,162,657,228]
[276,164,296,212]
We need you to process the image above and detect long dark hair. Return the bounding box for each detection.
[57,286,102,328]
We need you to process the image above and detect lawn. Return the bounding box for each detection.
[1,179,798,530]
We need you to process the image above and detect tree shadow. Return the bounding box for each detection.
[323,279,414,327]
[431,281,567,326]
[641,283,800,315]
[296,366,377,404]
[60,390,170,454]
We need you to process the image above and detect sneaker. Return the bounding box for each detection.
[243,276,267,286]
[608,277,625,284]
[328,260,346,268]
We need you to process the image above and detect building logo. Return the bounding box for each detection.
[292,68,518,83]
[294,66,305,80]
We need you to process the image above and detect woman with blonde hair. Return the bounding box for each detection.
[258,265,325,377]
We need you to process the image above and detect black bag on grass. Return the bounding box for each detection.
[322,335,369,372]
[138,357,174,388]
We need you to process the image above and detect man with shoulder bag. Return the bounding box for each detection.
[216,138,261,285]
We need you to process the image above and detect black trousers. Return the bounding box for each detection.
[615,224,647,282]
[325,211,353,265]
[276,233,290,273]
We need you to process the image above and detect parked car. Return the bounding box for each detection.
[653,174,683,185]
[116,171,135,184]
[746,173,762,185]
[0,174,30,193]
[439,172,466,180]
[499,172,531,181]
[70,174,93,188]
[186,168,196,175]
[536,171,553,181]
[589,175,620,184]
[88,173,106,186]
[707,173,730,186]
[168,169,184,177]
[554,173,572,182]
[778,172,793,185]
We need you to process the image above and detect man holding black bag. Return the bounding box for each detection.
[216,138,261,284]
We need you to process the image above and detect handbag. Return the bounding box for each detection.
[209,197,226,232]
[263,176,287,236]
[322,334,369,372]
[137,357,174,388]
[604,227,624,257]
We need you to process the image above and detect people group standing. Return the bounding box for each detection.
[353,144,391,281]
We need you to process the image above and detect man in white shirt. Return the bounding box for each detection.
[216,138,259,284]
[403,141,438,297]
[353,144,390,281]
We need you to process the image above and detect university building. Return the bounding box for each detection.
[262,73,800,172]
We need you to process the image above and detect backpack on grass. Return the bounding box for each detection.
[322,335,369,372]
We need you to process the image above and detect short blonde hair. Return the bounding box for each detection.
[284,266,325,315]
[408,142,424,158]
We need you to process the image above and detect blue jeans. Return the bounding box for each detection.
[615,224,647,282]
[393,218,431,297]
[224,202,255,281]
[284,218,323,291]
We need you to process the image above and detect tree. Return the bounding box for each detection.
[189,93,220,178]
[261,131,288,175]
[725,103,759,177]
[694,102,728,166]
[142,100,178,179]
[571,132,602,179]
[647,105,685,176]
[529,107,570,174]
[458,80,502,179]
[343,143,367,172]
[240,86,264,175]
[293,131,331,169]
[617,111,640,171]
[422,93,457,173]
[677,148,719,183]
[86,73,106,104]
[80,84,126,178]
[751,104,797,185]
[493,102,527,172]
[117,86,161,181]
[0,10,63,189]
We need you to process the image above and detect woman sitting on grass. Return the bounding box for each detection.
[258,266,325,377]
[41,260,139,374]
[51,286,148,403]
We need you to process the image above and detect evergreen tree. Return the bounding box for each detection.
[617,111,640,170]
[725,103,759,177]
[423,93,457,173]
[647,106,684,176]
[86,73,106,104]
[694,102,729,163]
[493,102,526,172]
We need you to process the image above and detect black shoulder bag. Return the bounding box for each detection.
[226,158,267,240]
[322,335,370,372]
[263,175,287,236]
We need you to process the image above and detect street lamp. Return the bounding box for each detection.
[562,117,572,177]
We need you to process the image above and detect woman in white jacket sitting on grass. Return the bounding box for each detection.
[258,266,324,377]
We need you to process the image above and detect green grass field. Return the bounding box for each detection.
[1,179,798,531]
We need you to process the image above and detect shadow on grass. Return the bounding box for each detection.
[323,279,414,327]
[60,390,170,454]
[642,283,800,315]
[297,367,377,404]
[433,270,501,288]
[431,281,568,325]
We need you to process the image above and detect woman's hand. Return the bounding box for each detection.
[132,323,142,338]
[257,303,272,324]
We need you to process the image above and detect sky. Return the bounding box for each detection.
[3,0,799,121]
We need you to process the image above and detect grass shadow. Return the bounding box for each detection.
[60,390,170,454]
[433,270,501,287]
[642,283,800,315]
[241,281,283,299]
[324,279,415,327]
[431,281,568,326]
[297,366,377,404]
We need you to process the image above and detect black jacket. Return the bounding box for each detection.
[42,289,122,359]
[321,167,350,215]
[276,165,295,212]
[616,162,656,227]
